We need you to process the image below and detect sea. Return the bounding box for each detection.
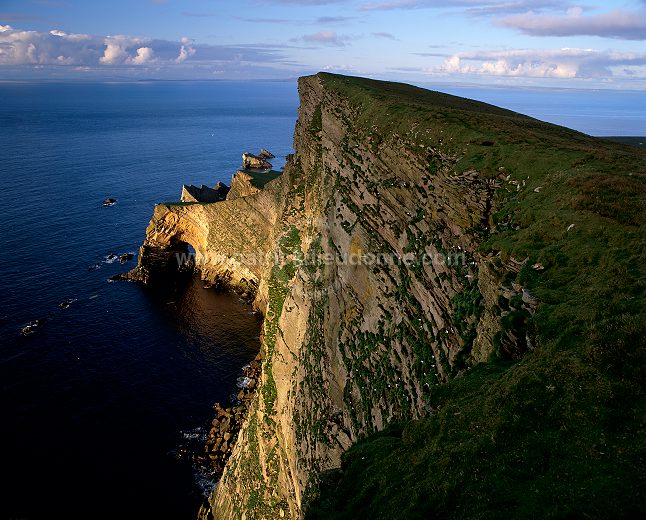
[0,80,643,520]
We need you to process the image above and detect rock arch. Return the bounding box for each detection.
[124,188,280,303]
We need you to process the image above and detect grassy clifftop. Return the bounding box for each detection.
[305,73,646,518]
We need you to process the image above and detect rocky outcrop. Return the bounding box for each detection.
[123,173,286,298]
[201,355,262,476]
[125,73,530,519]
[181,182,230,203]
[242,152,273,170]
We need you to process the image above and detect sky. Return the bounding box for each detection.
[1,0,645,88]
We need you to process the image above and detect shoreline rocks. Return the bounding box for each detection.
[196,353,262,476]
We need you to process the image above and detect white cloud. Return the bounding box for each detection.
[56,55,74,65]
[322,64,359,72]
[100,38,130,64]
[98,35,152,65]
[435,48,646,79]
[0,24,294,79]
[128,46,155,65]
[176,37,195,63]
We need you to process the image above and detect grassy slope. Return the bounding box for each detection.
[306,74,646,519]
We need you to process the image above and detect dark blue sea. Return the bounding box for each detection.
[0,81,298,519]
[0,80,643,520]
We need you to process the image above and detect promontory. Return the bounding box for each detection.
[126,73,646,520]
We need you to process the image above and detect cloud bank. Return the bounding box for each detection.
[499,8,646,41]
[438,48,646,79]
[0,25,293,77]
[358,0,563,14]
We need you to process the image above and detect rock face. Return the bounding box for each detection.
[227,171,262,200]
[203,74,530,518]
[131,73,645,520]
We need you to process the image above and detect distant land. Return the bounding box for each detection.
[604,136,646,149]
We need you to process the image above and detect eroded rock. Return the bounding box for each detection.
[242,152,272,170]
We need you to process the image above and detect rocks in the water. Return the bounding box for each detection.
[102,252,134,266]
[21,318,45,336]
[103,198,117,207]
[58,299,76,310]
[242,152,272,170]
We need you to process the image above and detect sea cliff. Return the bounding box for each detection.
[129,73,645,519]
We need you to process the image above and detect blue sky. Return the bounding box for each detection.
[1,0,645,88]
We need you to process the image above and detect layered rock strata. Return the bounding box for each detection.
[205,72,510,520]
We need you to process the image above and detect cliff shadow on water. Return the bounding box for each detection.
[136,265,265,512]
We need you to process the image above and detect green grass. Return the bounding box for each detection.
[241,169,283,189]
[305,73,646,519]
